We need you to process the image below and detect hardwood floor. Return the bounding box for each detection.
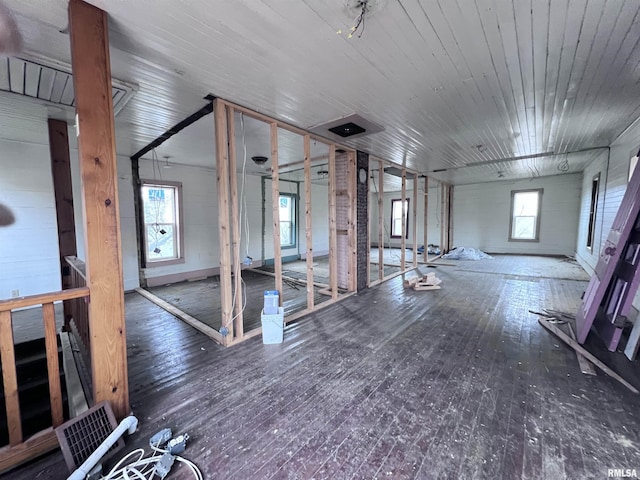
[7,256,640,480]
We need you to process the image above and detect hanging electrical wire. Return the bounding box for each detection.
[557,154,570,173]
[337,0,369,38]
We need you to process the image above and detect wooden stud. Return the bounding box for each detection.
[328,144,339,300]
[214,99,233,342]
[271,123,284,305]
[226,106,243,341]
[367,162,372,287]
[440,183,446,255]
[347,150,357,292]
[413,174,418,268]
[538,318,638,394]
[68,0,129,419]
[424,176,429,264]
[0,287,89,311]
[303,135,314,310]
[401,168,406,271]
[42,303,64,426]
[447,185,454,252]
[47,118,77,331]
[567,323,597,376]
[0,310,21,445]
[378,162,384,281]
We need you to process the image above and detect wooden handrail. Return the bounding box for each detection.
[65,256,86,280]
[0,287,90,312]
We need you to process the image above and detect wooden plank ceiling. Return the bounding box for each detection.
[3,0,640,186]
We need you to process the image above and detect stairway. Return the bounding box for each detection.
[0,335,69,446]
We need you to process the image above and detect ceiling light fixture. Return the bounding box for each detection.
[337,0,370,39]
[317,170,329,179]
[252,156,268,165]
[162,156,172,169]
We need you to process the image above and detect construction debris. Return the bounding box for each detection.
[404,273,442,291]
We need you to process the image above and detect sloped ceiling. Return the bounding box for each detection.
[3,0,640,185]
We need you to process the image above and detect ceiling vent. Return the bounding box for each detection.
[0,56,137,115]
[309,113,384,141]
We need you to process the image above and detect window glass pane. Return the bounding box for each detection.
[391,199,409,237]
[143,186,175,223]
[146,224,176,260]
[513,192,538,216]
[279,195,295,247]
[513,216,535,239]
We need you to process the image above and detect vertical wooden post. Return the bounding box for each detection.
[214,99,233,342]
[413,174,418,268]
[448,185,454,252]
[68,0,128,418]
[48,119,77,331]
[347,151,357,292]
[271,123,283,305]
[304,135,314,310]
[401,168,406,271]
[328,144,338,300]
[0,310,21,446]
[366,162,371,286]
[226,107,243,341]
[378,162,384,281]
[424,176,429,263]
[43,303,63,427]
[440,183,446,254]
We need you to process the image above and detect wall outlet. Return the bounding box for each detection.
[10,289,19,298]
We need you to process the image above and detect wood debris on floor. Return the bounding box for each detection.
[404,272,442,291]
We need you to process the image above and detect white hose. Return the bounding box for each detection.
[67,416,139,480]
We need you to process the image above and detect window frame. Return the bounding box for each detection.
[390,198,410,239]
[508,188,543,242]
[141,180,185,267]
[279,192,297,250]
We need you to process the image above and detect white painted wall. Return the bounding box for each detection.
[369,185,442,249]
[452,174,582,255]
[0,138,61,299]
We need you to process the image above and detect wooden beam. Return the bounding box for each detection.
[42,303,64,426]
[412,174,418,268]
[68,0,128,419]
[213,99,233,343]
[423,176,429,264]
[401,168,406,271]
[0,287,89,311]
[440,183,446,254]
[47,119,77,331]
[226,106,243,341]
[538,318,638,394]
[328,144,338,300]
[447,185,454,252]
[271,123,283,305]
[0,427,58,473]
[347,150,357,292]
[303,135,314,310]
[378,162,384,281]
[567,323,597,376]
[0,310,21,446]
[135,288,224,344]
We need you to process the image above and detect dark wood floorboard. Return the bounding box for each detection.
[7,256,640,480]
[147,270,329,332]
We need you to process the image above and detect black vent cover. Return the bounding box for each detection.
[328,122,366,138]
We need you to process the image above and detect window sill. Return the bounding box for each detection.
[145,257,185,268]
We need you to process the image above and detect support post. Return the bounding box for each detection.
[271,123,283,305]
[347,150,357,292]
[304,135,314,310]
[423,176,429,263]
[440,183,446,255]
[226,107,243,341]
[413,174,418,268]
[69,0,129,418]
[401,168,406,271]
[214,99,233,342]
[48,119,77,330]
[328,145,338,300]
[378,162,384,281]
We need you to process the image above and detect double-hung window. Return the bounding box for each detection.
[509,189,542,242]
[141,181,184,265]
[279,193,296,248]
[390,199,409,239]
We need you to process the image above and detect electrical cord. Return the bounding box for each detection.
[101,442,203,480]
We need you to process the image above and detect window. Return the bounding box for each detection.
[390,199,409,239]
[630,152,638,182]
[279,193,296,248]
[509,189,542,241]
[141,181,183,265]
[587,173,600,250]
